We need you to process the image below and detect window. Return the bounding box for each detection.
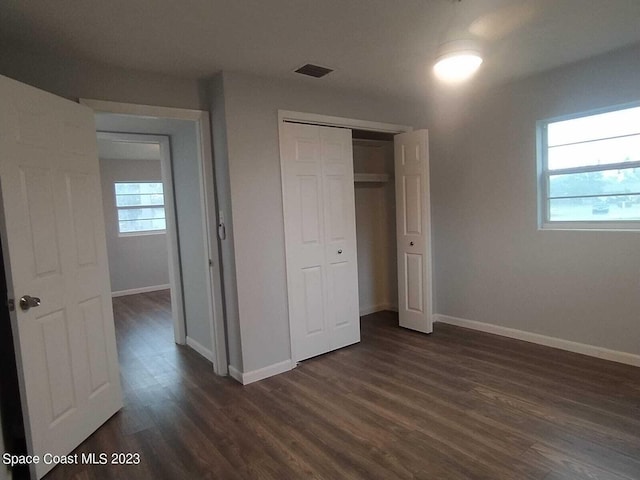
[538,104,640,229]
[115,182,166,235]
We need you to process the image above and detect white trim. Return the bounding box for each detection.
[435,314,640,367]
[118,230,167,238]
[186,336,214,363]
[111,284,170,298]
[196,113,229,376]
[228,365,243,384]
[278,110,412,134]
[278,110,412,363]
[540,221,640,232]
[85,100,228,376]
[360,303,397,316]
[80,99,203,121]
[227,360,296,385]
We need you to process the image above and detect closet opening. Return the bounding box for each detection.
[279,111,432,365]
[352,131,398,318]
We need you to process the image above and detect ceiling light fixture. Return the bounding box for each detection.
[433,39,483,84]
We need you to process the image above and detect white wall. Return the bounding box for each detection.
[212,71,428,373]
[353,142,397,314]
[99,158,169,293]
[430,43,640,356]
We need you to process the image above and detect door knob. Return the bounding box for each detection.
[19,295,41,311]
[337,249,343,254]
[410,241,414,246]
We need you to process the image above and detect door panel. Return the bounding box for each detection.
[299,176,322,244]
[326,175,346,241]
[39,310,75,420]
[68,173,99,267]
[302,265,325,335]
[395,130,432,333]
[405,253,424,313]
[403,175,422,235]
[0,74,122,479]
[282,122,359,362]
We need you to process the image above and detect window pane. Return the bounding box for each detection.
[117,207,165,222]
[548,106,640,147]
[116,193,165,207]
[115,182,164,195]
[548,134,640,170]
[119,218,167,233]
[549,167,640,198]
[549,195,640,222]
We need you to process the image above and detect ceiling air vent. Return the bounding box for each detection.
[294,64,334,78]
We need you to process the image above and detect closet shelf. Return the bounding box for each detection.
[354,173,391,183]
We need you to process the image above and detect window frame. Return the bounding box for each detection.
[537,102,640,232]
[114,181,167,237]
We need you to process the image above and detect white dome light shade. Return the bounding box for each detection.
[433,39,483,84]
[434,50,483,83]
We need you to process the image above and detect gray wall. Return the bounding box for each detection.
[213,71,428,373]
[0,42,207,110]
[430,43,640,356]
[99,158,169,293]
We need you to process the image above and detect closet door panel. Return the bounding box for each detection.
[282,123,330,361]
[321,128,360,350]
[281,122,360,362]
[395,130,433,334]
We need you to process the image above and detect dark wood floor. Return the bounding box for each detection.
[44,290,640,479]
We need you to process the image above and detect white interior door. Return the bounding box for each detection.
[281,122,360,362]
[0,75,122,479]
[395,130,433,333]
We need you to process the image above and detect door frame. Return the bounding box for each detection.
[81,99,228,376]
[96,132,185,345]
[277,110,412,362]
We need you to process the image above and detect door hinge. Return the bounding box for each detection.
[208,259,213,267]
[7,298,15,312]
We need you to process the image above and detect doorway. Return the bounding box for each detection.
[352,132,398,317]
[82,99,228,376]
[96,133,184,346]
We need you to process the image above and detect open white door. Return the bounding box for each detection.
[395,130,433,333]
[0,75,122,479]
[281,122,360,362]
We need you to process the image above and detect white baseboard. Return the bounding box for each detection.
[360,303,398,316]
[186,336,214,363]
[435,314,640,368]
[111,284,170,297]
[228,359,296,385]
[228,365,243,384]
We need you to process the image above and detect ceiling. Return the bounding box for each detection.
[2,0,640,100]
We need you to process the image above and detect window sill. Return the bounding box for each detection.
[118,230,167,238]
[540,221,640,232]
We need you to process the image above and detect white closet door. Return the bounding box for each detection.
[395,130,433,333]
[281,122,360,362]
[321,127,360,352]
[0,74,122,479]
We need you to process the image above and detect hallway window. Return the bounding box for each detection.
[115,182,166,235]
